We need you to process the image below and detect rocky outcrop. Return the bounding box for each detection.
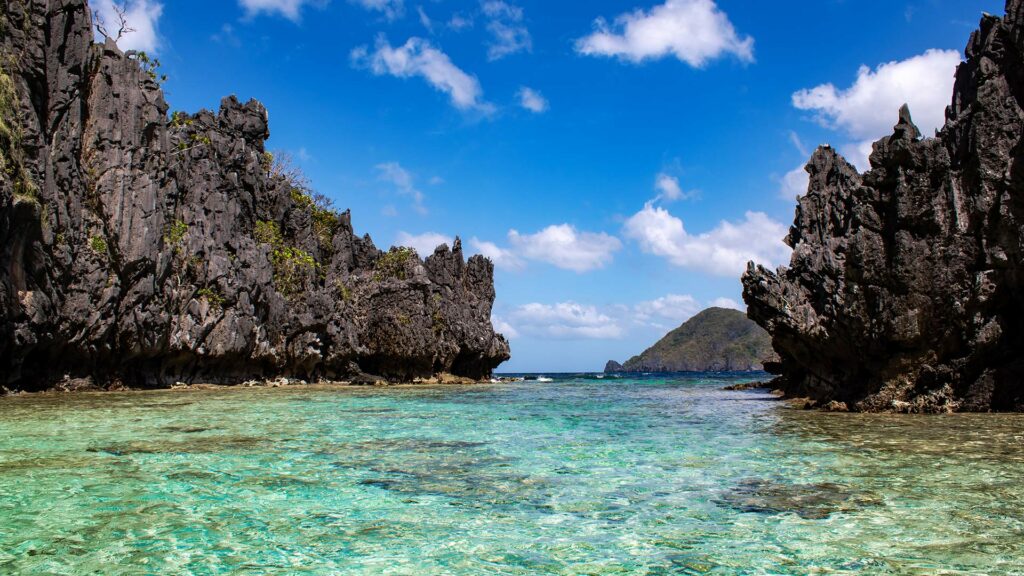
[742,1,1024,412]
[606,308,774,373]
[0,0,509,391]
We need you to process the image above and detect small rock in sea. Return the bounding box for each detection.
[722,382,768,391]
[716,478,879,520]
[823,401,849,412]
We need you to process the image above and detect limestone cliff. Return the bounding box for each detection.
[0,0,509,391]
[743,1,1024,412]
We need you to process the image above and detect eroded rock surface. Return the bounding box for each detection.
[743,1,1024,412]
[0,0,509,391]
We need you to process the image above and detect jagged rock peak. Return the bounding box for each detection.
[0,0,509,391]
[742,0,1024,412]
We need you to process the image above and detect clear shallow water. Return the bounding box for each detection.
[1,374,1023,575]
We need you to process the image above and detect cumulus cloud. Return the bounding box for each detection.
[482,1,532,60]
[710,297,742,310]
[517,87,549,113]
[510,302,623,340]
[623,203,790,277]
[352,36,492,112]
[491,315,520,339]
[499,294,744,340]
[508,224,622,273]
[575,0,753,67]
[779,165,809,200]
[792,48,961,170]
[630,294,742,327]
[237,0,322,21]
[633,294,701,324]
[352,0,405,20]
[653,172,698,202]
[376,162,427,214]
[92,0,163,53]
[395,231,452,255]
[470,237,526,271]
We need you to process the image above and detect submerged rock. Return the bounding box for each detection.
[717,478,879,520]
[743,1,1024,412]
[0,1,509,391]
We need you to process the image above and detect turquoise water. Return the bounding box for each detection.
[1,374,1023,575]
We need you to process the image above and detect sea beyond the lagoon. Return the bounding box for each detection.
[1,374,1022,575]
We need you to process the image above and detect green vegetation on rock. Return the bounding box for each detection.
[89,235,108,256]
[0,57,35,201]
[253,220,318,298]
[607,307,774,373]
[272,152,341,251]
[374,247,415,282]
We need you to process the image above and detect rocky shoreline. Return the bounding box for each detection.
[0,0,509,392]
[742,0,1024,413]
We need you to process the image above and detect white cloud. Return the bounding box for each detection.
[633,294,701,324]
[653,172,697,202]
[352,36,493,112]
[779,165,809,200]
[510,302,623,340]
[517,87,549,113]
[500,294,744,341]
[623,203,789,277]
[238,0,320,21]
[448,13,473,30]
[575,0,753,67]
[482,1,532,60]
[491,315,520,339]
[395,231,452,256]
[376,161,427,214]
[792,48,961,170]
[352,0,405,20]
[630,294,742,327]
[710,297,742,310]
[92,0,163,53]
[470,237,526,271]
[508,224,622,273]
[417,6,433,31]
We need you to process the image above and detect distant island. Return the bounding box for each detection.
[605,308,773,373]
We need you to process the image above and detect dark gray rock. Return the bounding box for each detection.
[742,0,1024,412]
[604,360,623,373]
[0,0,509,391]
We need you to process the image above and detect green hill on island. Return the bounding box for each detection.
[605,308,774,373]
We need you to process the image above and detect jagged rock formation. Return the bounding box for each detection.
[742,1,1024,412]
[605,308,773,373]
[0,0,509,391]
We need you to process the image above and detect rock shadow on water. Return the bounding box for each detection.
[85,435,268,456]
[344,438,488,452]
[716,478,881,519]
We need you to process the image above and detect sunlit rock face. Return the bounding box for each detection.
[743,0,1024,412]
[0,0,508,391]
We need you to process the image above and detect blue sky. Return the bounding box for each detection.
[97,0,1001,372]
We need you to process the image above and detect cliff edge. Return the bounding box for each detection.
[742,1,1024,412]
[0,0,509,391]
